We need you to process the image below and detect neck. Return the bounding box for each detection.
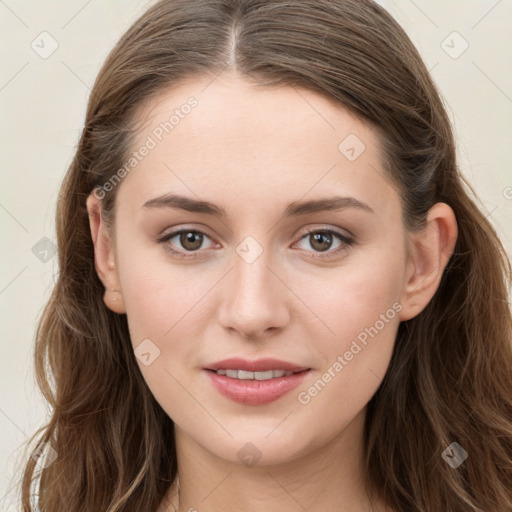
[160,408,388,512]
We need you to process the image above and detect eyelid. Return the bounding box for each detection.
[295,224,354,240]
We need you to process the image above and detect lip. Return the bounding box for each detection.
[205,370,310,405]
[204,357,310,373]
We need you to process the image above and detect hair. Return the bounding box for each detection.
[15,0,512,510]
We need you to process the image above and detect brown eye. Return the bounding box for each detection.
[295,228,354,259]
[309,231,333,252]
[179,231,204,251]
[158,228,216,258]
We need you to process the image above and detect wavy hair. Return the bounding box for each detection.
[16,0,512,510]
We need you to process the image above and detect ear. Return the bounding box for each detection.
[399,202,458,321]
[86,192,126,314]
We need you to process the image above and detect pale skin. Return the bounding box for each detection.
[86,71,457,512]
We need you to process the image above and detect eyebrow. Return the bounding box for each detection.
[141,193,374,218]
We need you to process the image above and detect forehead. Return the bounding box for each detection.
[131,71,376,151]
[116,72,396,216]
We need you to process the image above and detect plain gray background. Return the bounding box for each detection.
[1,0,511,509]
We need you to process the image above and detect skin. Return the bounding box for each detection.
[86,70,457,512]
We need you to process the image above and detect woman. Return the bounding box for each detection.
[18,0,512,511]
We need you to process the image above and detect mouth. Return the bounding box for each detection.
[205,368,309,380]
[203,360,311,405]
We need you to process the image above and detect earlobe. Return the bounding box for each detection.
[399,202,458,321]
[86,193,127,314]
[103,289,126,315]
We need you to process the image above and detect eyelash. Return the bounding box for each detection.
[156,226,355,260]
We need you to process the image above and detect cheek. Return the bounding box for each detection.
[116,242,206,344]
[292,248,404,424]
[293,242,405,351]
[293,283,401,449]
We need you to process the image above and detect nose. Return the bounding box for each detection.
[217,248,291,339]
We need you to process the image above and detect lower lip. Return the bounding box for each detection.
[204,369,310,405]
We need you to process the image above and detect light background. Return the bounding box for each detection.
[1,0,511,509]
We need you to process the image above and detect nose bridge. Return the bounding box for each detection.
[217,235,289,336]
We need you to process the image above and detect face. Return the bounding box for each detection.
[88,71,441,466]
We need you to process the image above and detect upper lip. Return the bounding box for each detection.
[205,358,310,373]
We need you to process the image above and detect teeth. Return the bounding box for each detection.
[215,369,295,380]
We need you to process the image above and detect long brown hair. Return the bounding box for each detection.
[16,0,512,510]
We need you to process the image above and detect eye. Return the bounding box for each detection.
[157,228,218,259]
[157,226,354,260]
[293,228,354,259]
